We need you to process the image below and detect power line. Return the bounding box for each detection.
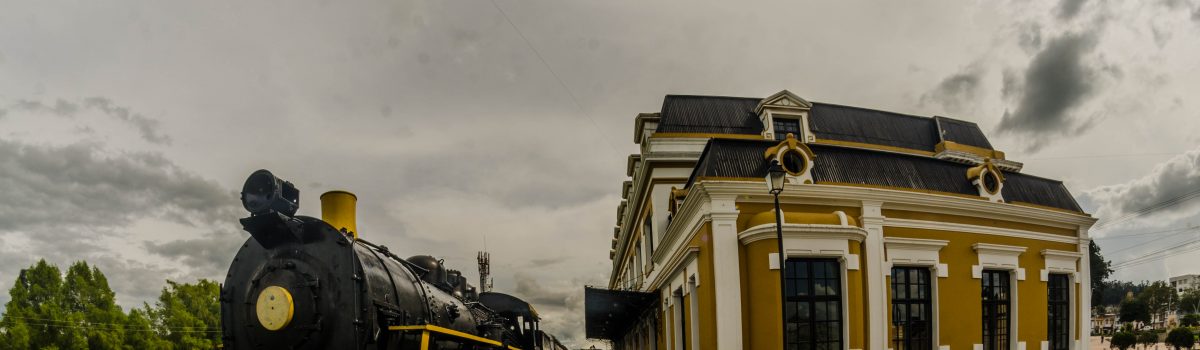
[1110,238,1200,271]
[1091,187,1200,232]
[490,0,622,155]
[1103,229,1198,256]
[1094,226,1197,240]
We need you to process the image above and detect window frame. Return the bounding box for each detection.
[785,258,845,350]
[773,117,803,141]
[1047,274,1071,350]
[891,266,935,350]
[982,270,1012,350]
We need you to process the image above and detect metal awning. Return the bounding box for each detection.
[584,286,658,340]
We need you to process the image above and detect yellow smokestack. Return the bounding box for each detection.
[320,191,358,239]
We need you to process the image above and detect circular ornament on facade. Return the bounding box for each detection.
[255,285,295,331]
[781,149,808,175]
[982,170,1001,195]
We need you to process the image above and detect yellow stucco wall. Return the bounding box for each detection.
[735,203,867,350]
[883,226,1079,350]
[635,202,1084,350]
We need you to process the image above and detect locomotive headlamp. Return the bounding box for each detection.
[255,286,294,331]
[241,169,300,216]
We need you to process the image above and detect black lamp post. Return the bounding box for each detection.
[766,161,788,349]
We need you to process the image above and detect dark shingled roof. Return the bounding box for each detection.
[935,116,993,149]
[657,95,762,134]
[685,139,1082,212]
[653,95,996,152]
[808,103,940,151]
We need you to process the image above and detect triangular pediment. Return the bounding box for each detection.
[755,90,812,113]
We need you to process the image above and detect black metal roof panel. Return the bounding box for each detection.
[808,103,940,152]
[685,139,1081,212]
[584,287,658,340]
[935,116,994,149]
[656,95,762,134]
[1001,173,1083,212]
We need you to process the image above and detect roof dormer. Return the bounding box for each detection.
[756,90,815,143]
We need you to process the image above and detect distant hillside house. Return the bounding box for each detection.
[584,91,1097,350]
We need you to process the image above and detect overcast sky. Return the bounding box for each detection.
[1,0,1199,347]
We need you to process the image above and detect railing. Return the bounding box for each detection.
[388,324,520,350]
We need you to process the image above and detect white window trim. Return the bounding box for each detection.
[1041,250,1082,350]
[746,222,862,350]
[883,236,945,350]
[972,243,1026,350]
[884,237,948,350]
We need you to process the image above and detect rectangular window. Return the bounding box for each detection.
[982,270,1011,350]
[644,213,654,256]
[786,258,843,350]
[891,267,934,350]
[676,288,687,350]
[1048,274,1070,350]
[774,118,802,141]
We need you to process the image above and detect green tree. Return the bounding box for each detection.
[125,306,172,349]
[1139,331,1160,350]
[1181,314,1199,327]
[1092,241,1114,308]
[1166,328,1195,350]
[1181,290,1200,315]
[1123,298,1153,327]
[1139,282,1180,329]
[62,261,128,349]
[151,279,221,349]
[0,259,69,349]
[1114,332,1139,350]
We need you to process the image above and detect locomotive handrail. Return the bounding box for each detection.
[388,324,520,350]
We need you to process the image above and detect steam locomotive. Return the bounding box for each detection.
[220,170,567,350]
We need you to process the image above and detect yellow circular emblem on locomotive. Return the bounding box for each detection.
[255,286,294,331]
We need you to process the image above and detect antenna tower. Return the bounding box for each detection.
[477,251,492,293]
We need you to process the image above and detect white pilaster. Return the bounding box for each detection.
[710,194,743,349]
[1078,229,1092,350]
[861,200,887,350]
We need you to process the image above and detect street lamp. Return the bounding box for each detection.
[766,161,788,348]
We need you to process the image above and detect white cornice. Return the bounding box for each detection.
[883,237,949,251]
[885,218,1079,244]
[737,223,867,245]
[973,243,1028,255]
[697,181,1096,228]
[646,247,699,291]
[1041,249,1083,259]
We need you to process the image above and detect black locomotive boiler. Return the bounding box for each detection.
[221,170,567,350]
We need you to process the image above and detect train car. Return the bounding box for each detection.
[220,169,563,350]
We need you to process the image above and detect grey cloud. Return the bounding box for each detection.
[2,97,171,145]
[143,229,244,279]
[920,64,984,114]
[1001,68,1021,101]
[1018,22,1042,53]
[0,138,238,233]
[1057,0,1088,20]
[996,32,1101,151]
[81,97,172,145]
[1082,149,1200,221]
[511,272,588,344]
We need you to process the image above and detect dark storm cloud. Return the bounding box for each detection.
[1082,148,1200,220]
[143,229,244,278]
[1,97,171,145]
[996,32,1100,151]
[1057,0,1088,20]
[1018,23,1043,53]
[920,64,984,114]
[0,138,237,232]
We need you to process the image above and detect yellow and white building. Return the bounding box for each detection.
[584,91,1096,350]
